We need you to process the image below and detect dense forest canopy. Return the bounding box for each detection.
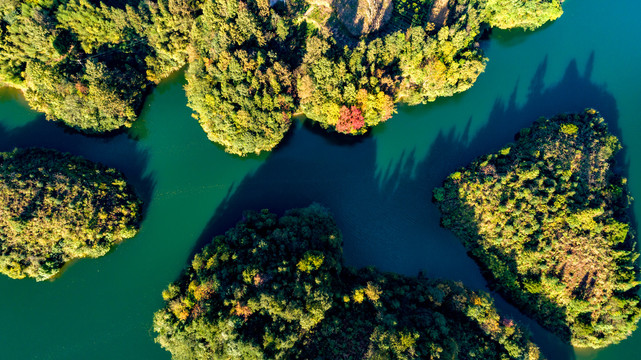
[434,110,641,348]
[154,205,542,359]
[0,0,151,132]
[0,148,142,281]
[0,0,563,154]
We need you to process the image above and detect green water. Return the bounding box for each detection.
[0,0,640,358]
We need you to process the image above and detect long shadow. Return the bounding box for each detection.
[407,53,628,359]
[186,54,626,359]
[0,113,156,218]
[430,49,636,261]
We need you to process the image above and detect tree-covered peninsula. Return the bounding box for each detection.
[434,110,641,348]
[154,205,542,359]
[1,0,562,154]
[0,0,152,132]
[0,148,142,281]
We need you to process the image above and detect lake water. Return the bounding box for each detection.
[1,0,640,358]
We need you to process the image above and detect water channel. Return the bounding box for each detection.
[0,0,640,358]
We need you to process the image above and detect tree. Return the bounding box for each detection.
[154,205,543,359]
[0,148,142,281]
[336,105,365,133]
[434,110,641,348]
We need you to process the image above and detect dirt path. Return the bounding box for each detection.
[429,0,450,28]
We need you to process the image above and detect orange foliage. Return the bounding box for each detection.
[232,302,253,320]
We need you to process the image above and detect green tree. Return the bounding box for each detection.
[484,0,563,30]
[434,109,641,348]
[154,205,542,359]
[0,148,142,281]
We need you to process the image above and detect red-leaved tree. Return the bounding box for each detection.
[336,105,365,134]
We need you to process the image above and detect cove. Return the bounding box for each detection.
[0,0,640,359]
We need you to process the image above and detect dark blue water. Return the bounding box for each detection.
[0,0,639,358]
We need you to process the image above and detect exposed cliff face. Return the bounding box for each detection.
[334,0,393,36]
[429,0,451,28]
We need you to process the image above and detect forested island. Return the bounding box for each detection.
[434,110,641,348]
[154,205,542,359]
[0,148,142,281]
[0,0,562,155]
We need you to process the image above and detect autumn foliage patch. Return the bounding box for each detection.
[336,106,365,133]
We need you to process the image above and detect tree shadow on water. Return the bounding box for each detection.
[187,53,628,360]
[406,52,630,359]
[0,115,156,218]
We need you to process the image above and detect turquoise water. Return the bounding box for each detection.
[0,0,640,358]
